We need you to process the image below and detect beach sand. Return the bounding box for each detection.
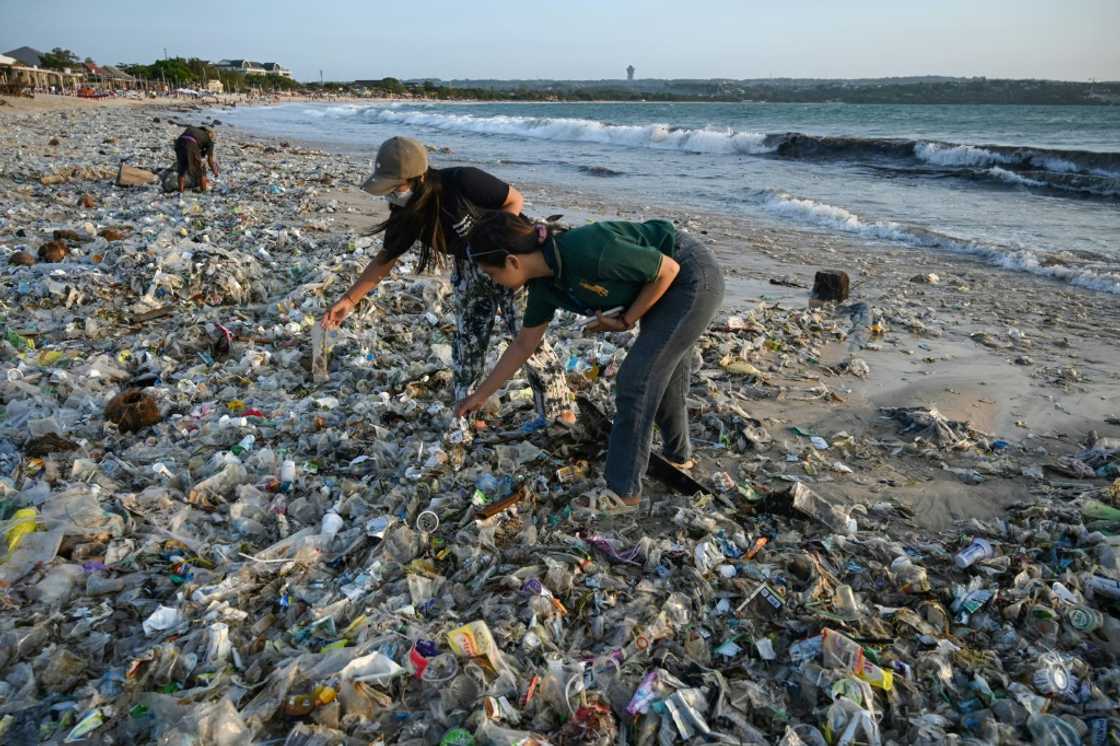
[4,95,1118,531]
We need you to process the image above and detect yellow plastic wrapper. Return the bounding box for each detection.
[857,661,894,691]
[447,620,502,669]
[6,508,38,552]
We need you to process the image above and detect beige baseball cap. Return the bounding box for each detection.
[361,136,429,195]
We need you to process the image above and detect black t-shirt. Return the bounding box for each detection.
[382,166,510,261]
[179,126,214,157]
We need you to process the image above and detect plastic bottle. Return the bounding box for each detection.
[1085,574,1120,601]
[280,459,296,492]
[320,511,343,541]
[189,463,248,503]
[230,434,255,456]
[954,538,995,569]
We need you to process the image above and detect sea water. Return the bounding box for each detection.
[219,100,1120,293]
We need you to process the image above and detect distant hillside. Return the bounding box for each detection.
[407,76,1120,105]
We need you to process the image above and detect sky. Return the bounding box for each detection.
[2,0,1118,83]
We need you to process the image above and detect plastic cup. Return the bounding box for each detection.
[416,511,439,533]
[1065,605,1104,633]
[954,538,994,569]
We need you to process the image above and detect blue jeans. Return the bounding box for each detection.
[604,232,724,497]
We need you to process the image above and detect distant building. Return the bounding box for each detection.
[215,59,292,78]
[626,65,635,81]
[81,61,141,90]
[207,79,224,93]
[82,61,107,78]
[261,62,293,79]
[1,47,84,92]
[216,59,266,76]
[4,46,45,68]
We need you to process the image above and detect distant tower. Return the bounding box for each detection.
[626,65,635,81]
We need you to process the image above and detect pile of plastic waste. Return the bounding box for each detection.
[0,104,1118,745]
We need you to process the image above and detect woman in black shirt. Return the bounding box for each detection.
[321,136,572,426]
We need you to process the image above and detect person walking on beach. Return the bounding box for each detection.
[174,125,219,193]
[453,213,724,510]
[321,136,573,428]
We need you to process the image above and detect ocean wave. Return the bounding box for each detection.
[915,142,1014,167]
[1028,155,1082,174]
[768,133,1120,180]
[906,146,1120,197]
[326,105,777,155]
[301,105,363,118]
[986,166,1047,188]
[294,104,1120,182]
[761,191,1120,294]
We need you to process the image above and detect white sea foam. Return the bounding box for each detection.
[301,105,363,118]
[914,142,1013,167]
[322,106,776,155]
[987,166,1046,188]
[762,192,1120,294]
[917,143,1119,179]
[1028,155,1081,173]
[761,193,912,242]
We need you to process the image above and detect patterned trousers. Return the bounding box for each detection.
[452,258,572,420]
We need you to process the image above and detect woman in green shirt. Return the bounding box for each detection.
[454,212,725,508]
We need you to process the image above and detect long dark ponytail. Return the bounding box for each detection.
[370,168,447,273]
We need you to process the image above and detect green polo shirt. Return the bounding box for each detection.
[522,220,678,328]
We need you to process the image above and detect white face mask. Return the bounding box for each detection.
[386,189,412,207]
